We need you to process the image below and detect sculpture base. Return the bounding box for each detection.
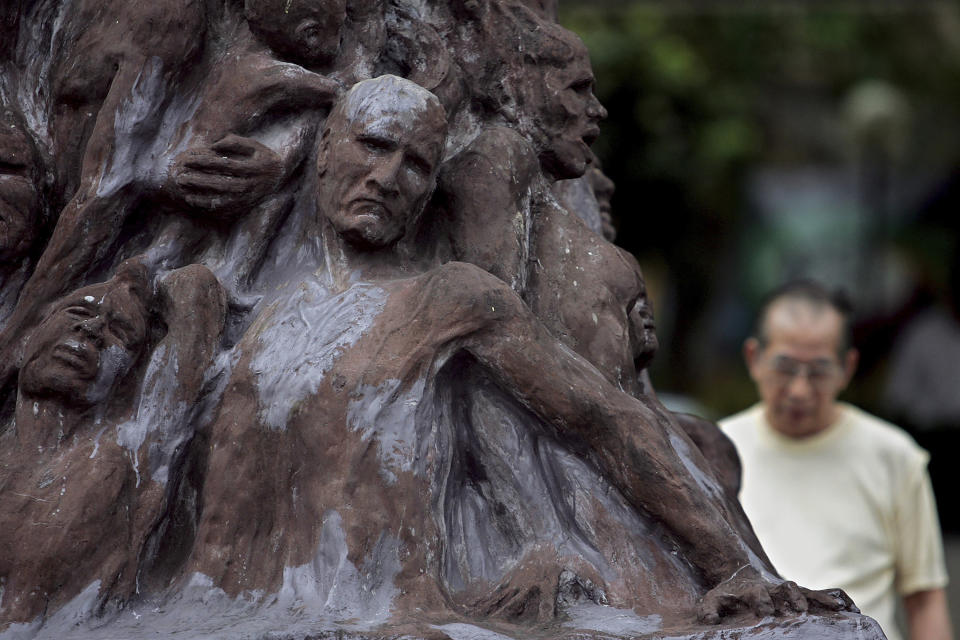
[4,598,883,640]
[659,612,885,640]
[285,612,886,640]
[424,611,886,640]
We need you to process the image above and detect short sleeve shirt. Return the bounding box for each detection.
[720,403,948,640]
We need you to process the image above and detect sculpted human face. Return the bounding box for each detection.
[535,45,607,181]
[629,282,658,370]
[589,167,614,217]
[318,106,445,249]
[588,166,616,241]
[745,300,857,439]
[19,283,149,407]
[0,120,40,262]
[245,0,347,66]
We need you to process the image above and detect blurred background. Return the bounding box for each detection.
[558,0,960,619]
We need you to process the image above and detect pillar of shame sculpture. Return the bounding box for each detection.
[0,1,885,639]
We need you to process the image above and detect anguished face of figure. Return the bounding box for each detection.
[520,36,607,182]
[588,165,616,242]
[0,114,41,263]
[629,280,659,371]
[317,76,447,249]
[539,46,606,180]
[588,166,614,218]
[19,276,151,408]
[245,0,347,67]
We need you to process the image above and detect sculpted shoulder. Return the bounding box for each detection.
[52,0,207,105]
[226,52,341,111]
[443,126,541,188]
[414,261,522,324]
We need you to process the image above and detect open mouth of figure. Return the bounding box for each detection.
[582,127,600,147]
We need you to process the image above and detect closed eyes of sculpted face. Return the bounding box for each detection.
[61,297,146,352]
[21,286,148,404]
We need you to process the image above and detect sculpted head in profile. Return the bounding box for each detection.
[587,163,616,242]
[524,28,607,181]
[316,74,447,254]
[244,0,348,68]
[629,276,659,372]
[0,107,42,268]
[16,262,158,447]
[485,8,607,181]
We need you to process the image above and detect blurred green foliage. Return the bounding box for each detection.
[558,2,960,410]
[562,3,960,215]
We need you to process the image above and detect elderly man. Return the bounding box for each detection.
[720,280,952,640]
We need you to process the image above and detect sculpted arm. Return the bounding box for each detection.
[157,264,228,396]
[163,65,340,218]
[431,262,848,620]
[0,59,149,391]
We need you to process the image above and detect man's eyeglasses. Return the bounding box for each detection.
[763,355,842,389]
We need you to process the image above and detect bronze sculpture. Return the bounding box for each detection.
[0,2,883,638]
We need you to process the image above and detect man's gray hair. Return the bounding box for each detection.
[329,75,447,138]
[754,279,854,354]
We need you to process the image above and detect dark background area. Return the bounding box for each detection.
[558,1,960,533]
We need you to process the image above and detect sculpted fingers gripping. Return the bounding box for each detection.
[697,566,857,624]
[169,135,284,217]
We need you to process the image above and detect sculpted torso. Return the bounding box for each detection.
[437,103,647,395]
[529,194,649,394]
[192,261,712,625]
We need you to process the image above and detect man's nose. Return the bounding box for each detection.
[587,95,607,121]
[367,151,403,195]
[77,316,105,343]
[785,370,814,398]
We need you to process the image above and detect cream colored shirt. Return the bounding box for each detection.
[720,403,948,640]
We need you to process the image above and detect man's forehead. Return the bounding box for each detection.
[545,46,591,80]
[54,284,145,317]
[346,110,444,156]
[763,299,844,350]
[55,286,106,311]
[339,79,443,129]
[350,109,423,135]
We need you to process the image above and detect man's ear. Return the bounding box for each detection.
[744,337,762,380]
[316,129,330,177]
[840,347,859,389]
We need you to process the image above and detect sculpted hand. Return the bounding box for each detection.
[168,134,283,217]
[697,566,857,624]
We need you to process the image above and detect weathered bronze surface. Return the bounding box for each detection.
[0,2,884,638]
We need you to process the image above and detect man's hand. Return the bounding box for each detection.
[167,134,283,217]
[697,566,857,624]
